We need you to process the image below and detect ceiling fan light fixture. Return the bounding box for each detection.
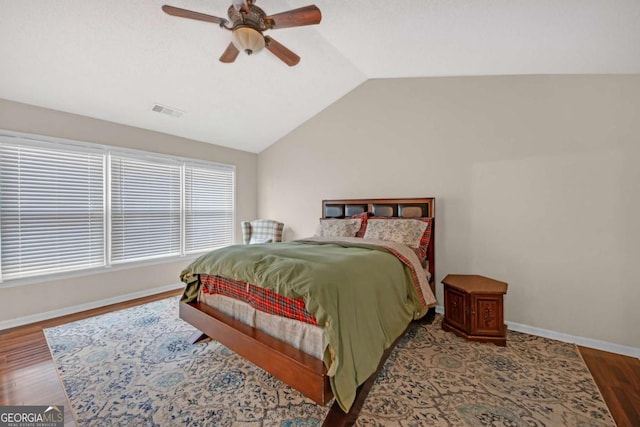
[231,26,265,55]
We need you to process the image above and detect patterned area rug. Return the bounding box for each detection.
[44,297,614,426]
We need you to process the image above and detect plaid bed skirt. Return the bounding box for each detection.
[200,274,318,326]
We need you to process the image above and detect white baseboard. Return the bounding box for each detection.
[4,295,638,359]
[0,283,184,331]
[435,305,639,359]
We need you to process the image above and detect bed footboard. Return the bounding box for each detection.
[179,301,333,405]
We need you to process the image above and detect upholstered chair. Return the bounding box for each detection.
[241,219,284,244]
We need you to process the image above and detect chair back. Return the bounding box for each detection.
[241,219,284,244]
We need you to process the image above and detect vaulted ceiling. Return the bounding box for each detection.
[1,0,639,153]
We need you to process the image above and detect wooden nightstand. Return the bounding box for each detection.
[441,274,508,346]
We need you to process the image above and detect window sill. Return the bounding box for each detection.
[0,250,224,289]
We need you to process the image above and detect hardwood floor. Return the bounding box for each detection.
[0,289,182,427]
[580,346,640,427]
[1,291,638,427]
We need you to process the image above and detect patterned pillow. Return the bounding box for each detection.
[364,218,432,259]
[315,218,362,238]
[415,217,433,261]
[350,212,370,238]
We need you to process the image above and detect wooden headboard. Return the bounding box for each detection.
[322,197,436,292]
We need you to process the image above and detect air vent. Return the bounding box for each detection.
[151,103,184,118]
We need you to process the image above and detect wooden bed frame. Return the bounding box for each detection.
[179,197,436,418]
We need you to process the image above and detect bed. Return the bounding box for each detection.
[178,197,436,417]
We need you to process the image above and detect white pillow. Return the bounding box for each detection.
[315,218,362,238]
[363,219,428,248]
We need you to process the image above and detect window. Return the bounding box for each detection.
[110,154,182,263]
[0,141,105,281]
[184,163,234,253]
[0,134,235,283]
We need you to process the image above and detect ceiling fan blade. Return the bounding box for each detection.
[265,5,321,29]
[265,36,300,66]
[162,5,228,26]
[219,42,240,63]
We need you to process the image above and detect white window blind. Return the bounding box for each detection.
[110,154,181,263]
[1,132,235,284]
[0,140,105,280]
[184,163,234,253]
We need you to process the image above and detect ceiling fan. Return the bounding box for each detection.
[162,1,322,66]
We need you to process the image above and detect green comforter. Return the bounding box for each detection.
[180,240,427,412]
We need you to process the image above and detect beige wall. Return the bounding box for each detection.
[0,98,257,323]
[258,75,640,349]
